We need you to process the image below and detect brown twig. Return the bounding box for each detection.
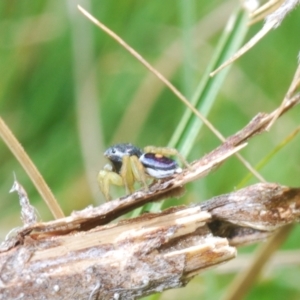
[2,91,299,247]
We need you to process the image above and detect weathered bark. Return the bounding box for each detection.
[1,183,300,300]
[0,208,232,300]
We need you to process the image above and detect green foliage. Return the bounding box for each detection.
[0,0,300,299]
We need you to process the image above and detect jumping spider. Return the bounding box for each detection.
[97,143,190,200]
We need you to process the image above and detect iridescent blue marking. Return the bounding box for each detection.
[140,153,182,178]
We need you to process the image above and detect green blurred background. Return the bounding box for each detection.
[0,0,300,299]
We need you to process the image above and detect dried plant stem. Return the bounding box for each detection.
[77,5,265,183]
[234,153,265,182]
[249,0,285,24]
[111,0,235,143]
[267,62,300,129]
[211,0,300,76]
[210,20,276,76]
[77,6,222,142]
[217,249,300,273]
[0,117,64,219]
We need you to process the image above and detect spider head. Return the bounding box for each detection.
[104,143,143,173]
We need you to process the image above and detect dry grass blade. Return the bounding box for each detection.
[77,5,223,142]
[111,0,235,144]
[239,125,300,187]
[249,0,285,24]
[211,0,299,76]
[210,20,275,76]
[0,117,64,219]
[267,62,300,129]
[222,224,294,300]
[217,249,300,273]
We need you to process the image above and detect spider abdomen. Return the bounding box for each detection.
[140,153,182,179]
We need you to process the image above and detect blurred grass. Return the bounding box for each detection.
[0,0,300,299]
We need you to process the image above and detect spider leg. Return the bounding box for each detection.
[120,155,135,194]
[144,146,191,169]
[97,167,123,200]
[129,156,149,191]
